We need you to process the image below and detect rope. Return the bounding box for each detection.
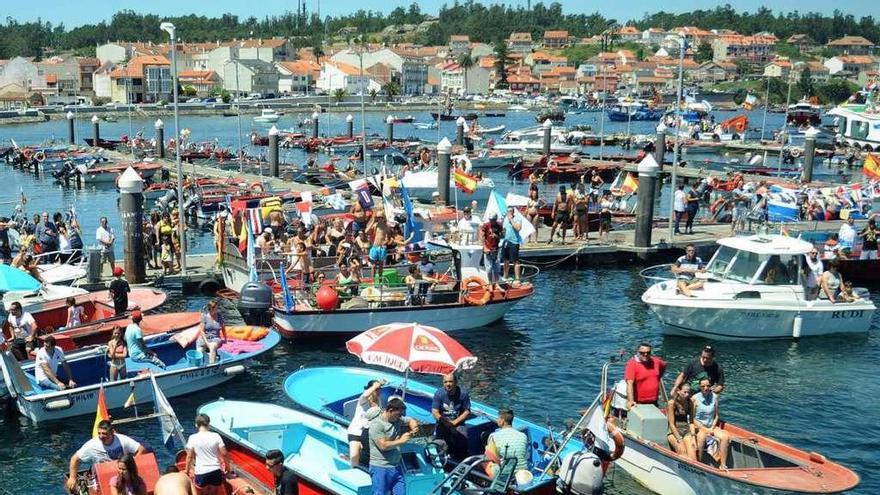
[524,241,591,268]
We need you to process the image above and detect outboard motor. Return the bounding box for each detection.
[556,450,604,495]
[183,193,201,214]
[156,189,177,211]
[237,281,274,326]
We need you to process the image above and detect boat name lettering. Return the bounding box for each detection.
[831,310,864,319]
[70,391,97,404]
[677,462,707,476]
[743,311,778,318]
[178,367,220,381]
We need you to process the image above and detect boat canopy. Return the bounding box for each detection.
[716,235,813,256]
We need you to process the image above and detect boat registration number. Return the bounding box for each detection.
[743,311,779,318]
[677,462,707,476]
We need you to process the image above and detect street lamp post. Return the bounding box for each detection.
[777,63,802,177]
[598,63,607,160]
[668,36,686,241]
[160,21,186,275]
[357,44,367,178]
[224,59,244,174]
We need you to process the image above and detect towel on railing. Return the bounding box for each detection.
[219,339,263,355]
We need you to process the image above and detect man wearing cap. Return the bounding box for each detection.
[108,267,130,315]
[125,310,166,369]
[671,345,724,396]
[456,207,480,244]
[95,216,116,275]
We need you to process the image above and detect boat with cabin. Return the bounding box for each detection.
[591,362,860,495]
[787,98,822,126]
[641,234,876,339]
[253,109,282,124]
[826,92,880,151]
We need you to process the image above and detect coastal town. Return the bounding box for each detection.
[0,3,879,495]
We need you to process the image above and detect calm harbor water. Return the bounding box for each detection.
[1,111,878,494]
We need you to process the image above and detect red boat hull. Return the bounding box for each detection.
[29,287,167,335]
[53,312,202,350]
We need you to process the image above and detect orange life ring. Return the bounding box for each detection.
[224,325,269,341]
[606,421,625,461]
[22,149,34,160]
[462,276,491,305]
[250,182,265,193]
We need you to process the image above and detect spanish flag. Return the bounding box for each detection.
[453,170,478,194]
[92,384,110,437]
[864,153,880,180]
[621,173,639,194]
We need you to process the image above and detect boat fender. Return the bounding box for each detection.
[43,397,72,411]
[792,313,803,339]
[198,279,221,295]
[462,276,491,305]
[223,365,245,376]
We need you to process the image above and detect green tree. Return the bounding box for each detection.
[382,81,400,102]
[333,88,347,103]
[457,51,475,94]
[797,68,814,97]
[735,59,751,76]
[368,88,379,103]
[493,41,511,90]
[182,85,197,97]
[816,79,858,105]
[694,42,714,63]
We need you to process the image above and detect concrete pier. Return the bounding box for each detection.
[268,125,280,178]
[155,119,165,159]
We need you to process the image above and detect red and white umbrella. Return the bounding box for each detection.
[345,322,478,375]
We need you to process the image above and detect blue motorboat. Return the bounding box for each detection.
[197,399,446,495]
[606,102,662,122]
[0,329,280,423]
[283,366,605,494]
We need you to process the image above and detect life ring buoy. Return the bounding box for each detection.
[606,421,625,461]
[462,276,491,305]
[22,149,34,160]
[224,325,269,341]
[790,148,802,158]
[250,182,265,193]
[34,151,46,162]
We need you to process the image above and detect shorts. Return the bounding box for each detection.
[500,242,519,263]
[860,249,878,260]
[194,469,223,487]
[554,211,568,223]
[368,246,387,262]
[198,334,222,350]
[101,250,115,264]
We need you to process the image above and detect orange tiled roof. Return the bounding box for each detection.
[543,31,569,39]
[109,55,169,79]
[839,55,876,64]
[827,36,874,47]
[277,60,321,76]
[325,60,363,76]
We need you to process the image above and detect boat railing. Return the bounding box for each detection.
[638,263,675,286]
[32,248,87,267]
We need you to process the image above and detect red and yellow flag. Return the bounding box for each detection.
[864,153,880,180]
[621,173,639,194]
[92,385,110,437]
[453,170,478,194]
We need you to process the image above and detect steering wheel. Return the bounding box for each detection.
[424,440,448,469]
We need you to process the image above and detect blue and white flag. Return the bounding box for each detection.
[400,185,423,245]
[326,192,348,211]
[766,185,799,223]
[485,191,535,240]
[150,372,185,450]
[278,262,293,312]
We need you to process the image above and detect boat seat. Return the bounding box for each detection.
[329,469,371,493]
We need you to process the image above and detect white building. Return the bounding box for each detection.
[92,62,115,99]
[317,61,381,94]
[0,57,47,92]
[224,59,280,95]
[330,48,429,95]
[438,62,490,95]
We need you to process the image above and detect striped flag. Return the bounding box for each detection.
[864,153,880,180]
[246,208,263,236]
[92,384,110,437]
[454,170,478,194]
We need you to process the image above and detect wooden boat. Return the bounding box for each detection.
[284,366,605,495]
[596,364,860,495]
[18,287,168,332]
[80,161,162,183]
[0,328,280,422]
[271,244,534,337]
[197,399,444,495]
[83,138,126,150]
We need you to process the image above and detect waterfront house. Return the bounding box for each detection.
[225,59,280,96]
[825,36,875,56]
[526,52,568,75]
[803,61,831,82]
[712,33,776,65]
[330,48,429,95]
[577,72,620,94]
[543,31,572,49]
[317,60,381,94]
[438,61,490,95]
[109,55,171,103]
[763,59,793,78]
[275,60,320,94]
[36,55,80,101]
[507,32,534,55]
[0,57,47,94]
[824,55,878,78]
[507,71,541,94]
[178,70,220,97]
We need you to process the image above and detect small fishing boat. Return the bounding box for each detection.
[508,105,529,112]
[641,234,876,339]
[284,366,614,495]
[392,115,415,123]
[475,124,506,135]
[253,109,282,124]
[78,161,162,183]
[787,98,822,126]
[0,328,280,422]
[483,112,506,117]
[83,138,126,150]
[197,399,445,495]
[431,112,478,121]
[17,286,167,329]
[592,363,860,495]
[534,109,565,123]
[606,101,663,122]
[413,121,438,130]
[270,243,534,337]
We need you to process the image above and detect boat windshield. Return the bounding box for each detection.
[705,246,737,278]
[706,247,801,285]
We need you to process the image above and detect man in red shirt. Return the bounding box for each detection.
[624,342,666,409]
[479,213,502,289]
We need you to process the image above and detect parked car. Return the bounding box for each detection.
[204,97,219,103]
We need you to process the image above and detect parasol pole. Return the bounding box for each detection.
[402,368,409,401]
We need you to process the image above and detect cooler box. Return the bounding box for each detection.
[627,404,668,444]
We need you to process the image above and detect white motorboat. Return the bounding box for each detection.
[33,250,87,286]
[401,170,495,205]
[475,124,505,134]
[1,283,88,313]
[641,234,876,340]
[588,364,860,495]
[253,109,281,124]
[508,104,529,111]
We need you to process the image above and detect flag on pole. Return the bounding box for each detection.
[150,372,185,450]
[92,383,110,437]
[400,185,423,245]
[278,263,293,312]
[621,173,640,194]
[485,191,535,240]
[246,208,263,236]
[246,220,257,283]
[453,170,478,194]
[743,94,758,111]
[864,153,880,179]
[124,389,137,408]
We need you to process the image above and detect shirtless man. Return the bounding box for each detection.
[350,199,367,234]
[548,185,574,244]
[367,211,392,282]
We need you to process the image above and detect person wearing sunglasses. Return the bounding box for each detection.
[624,343,667,411]
[671,345,724,397]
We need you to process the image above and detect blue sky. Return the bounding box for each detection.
[6,0,870,28]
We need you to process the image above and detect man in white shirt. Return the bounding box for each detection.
[456,207,482,244]
[95,216,116,275]
[67,420,145,492]
[35,335,75,390]
[673,184,687,235]
[5,301,37,361]
[186,413,229,495]
[838,217,856,255]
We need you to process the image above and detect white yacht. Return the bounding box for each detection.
[641,235,876,340]
[253,109,281,124]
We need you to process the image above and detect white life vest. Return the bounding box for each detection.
[556,450,604,495]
